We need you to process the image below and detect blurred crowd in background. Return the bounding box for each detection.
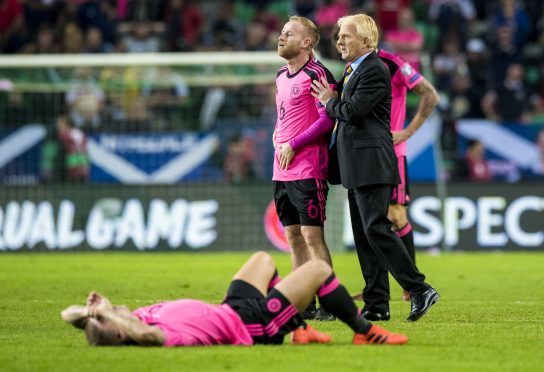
[1,0,543,120]
[0,0,543,184]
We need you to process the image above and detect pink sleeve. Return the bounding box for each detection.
[399,61,423,90]
[288,111,334,150]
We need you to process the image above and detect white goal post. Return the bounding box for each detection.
[0,52,285,68]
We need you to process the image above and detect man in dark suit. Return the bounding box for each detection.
[312,14,439,322]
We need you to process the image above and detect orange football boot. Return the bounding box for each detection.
[353,324,408,345]
[291,325,332,344]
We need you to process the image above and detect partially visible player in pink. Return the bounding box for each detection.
[383,7,424,71]
[61,252,408,346]
[273,16,337,320]
[352,49,439,304]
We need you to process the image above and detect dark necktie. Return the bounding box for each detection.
[329,64,353,149]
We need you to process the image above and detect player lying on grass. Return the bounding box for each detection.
[61,251,407,346]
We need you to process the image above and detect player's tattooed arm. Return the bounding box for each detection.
[412,78,440,120]
[393,77,440,145]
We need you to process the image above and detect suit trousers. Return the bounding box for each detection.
[348,184,428,312]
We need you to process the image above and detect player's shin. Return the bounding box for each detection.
[397,223,415,263]
[316,273,372,334]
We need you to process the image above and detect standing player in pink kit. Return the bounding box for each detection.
[273,16,337,320]
[61,252,408,346]
[351,48,440,306]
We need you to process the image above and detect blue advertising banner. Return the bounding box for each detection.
[457,120,544,181]
[406,113,441,181]
[89,132,223,183]
[0,125,46,184]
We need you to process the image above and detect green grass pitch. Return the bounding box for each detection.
[1,251,543,371]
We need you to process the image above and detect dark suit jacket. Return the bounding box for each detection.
[326,51,400,189]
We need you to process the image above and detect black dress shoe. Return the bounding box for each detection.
[302,298,317,320]
[407,287,439,322]
[314,307,336,321]
[362,310,390,321]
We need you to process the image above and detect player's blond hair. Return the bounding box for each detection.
[289,16,320,48]
[84,318,125,346]
[337,14,378,50]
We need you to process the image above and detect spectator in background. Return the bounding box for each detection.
[532,65,544,124]
[489,26,520,82]
[56,114,90,182]
[53,1,78,39]
[25,25,60,53]
[292,0,318,20]
[77,0,118,48]
[492,0,531,48]
[122,96,152,131]
[107,92,153,132]
[374,0,411,33]
[524,0,543,42]
[482,63,533,124]
[117,0,129,20]
[62,22,83,53]
[0,0,25,53]
[124,0,166,22]
[141,67,190,130]
[252,3,281,35]
[466,38,489,88]
[432,38,466,92]
[537,2,544,44]
[23,0,63,30]
[384,7,424,70]
[465,139,491,182]
[121,21,160,52]
[429,0,475,50]
[207,0,245,50]
[164,0,203,52]
[0,91,31,127]
[315,1,350,31]
[224,133,255,184]
[461,38,489,118]
[83,27,115,53]
[315,0,350,58]
[539,64,544,102]
[65,67,105,129]
[244,21,268,51]
[446,71,484,119]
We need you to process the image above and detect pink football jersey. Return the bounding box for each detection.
[133,300,253,347]
[378,49,423,156]
[273,58,336,181]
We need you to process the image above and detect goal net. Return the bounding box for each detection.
[0,52,345,252]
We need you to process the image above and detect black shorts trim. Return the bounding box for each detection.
[390,156,411,205]
[223,280,303,345]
